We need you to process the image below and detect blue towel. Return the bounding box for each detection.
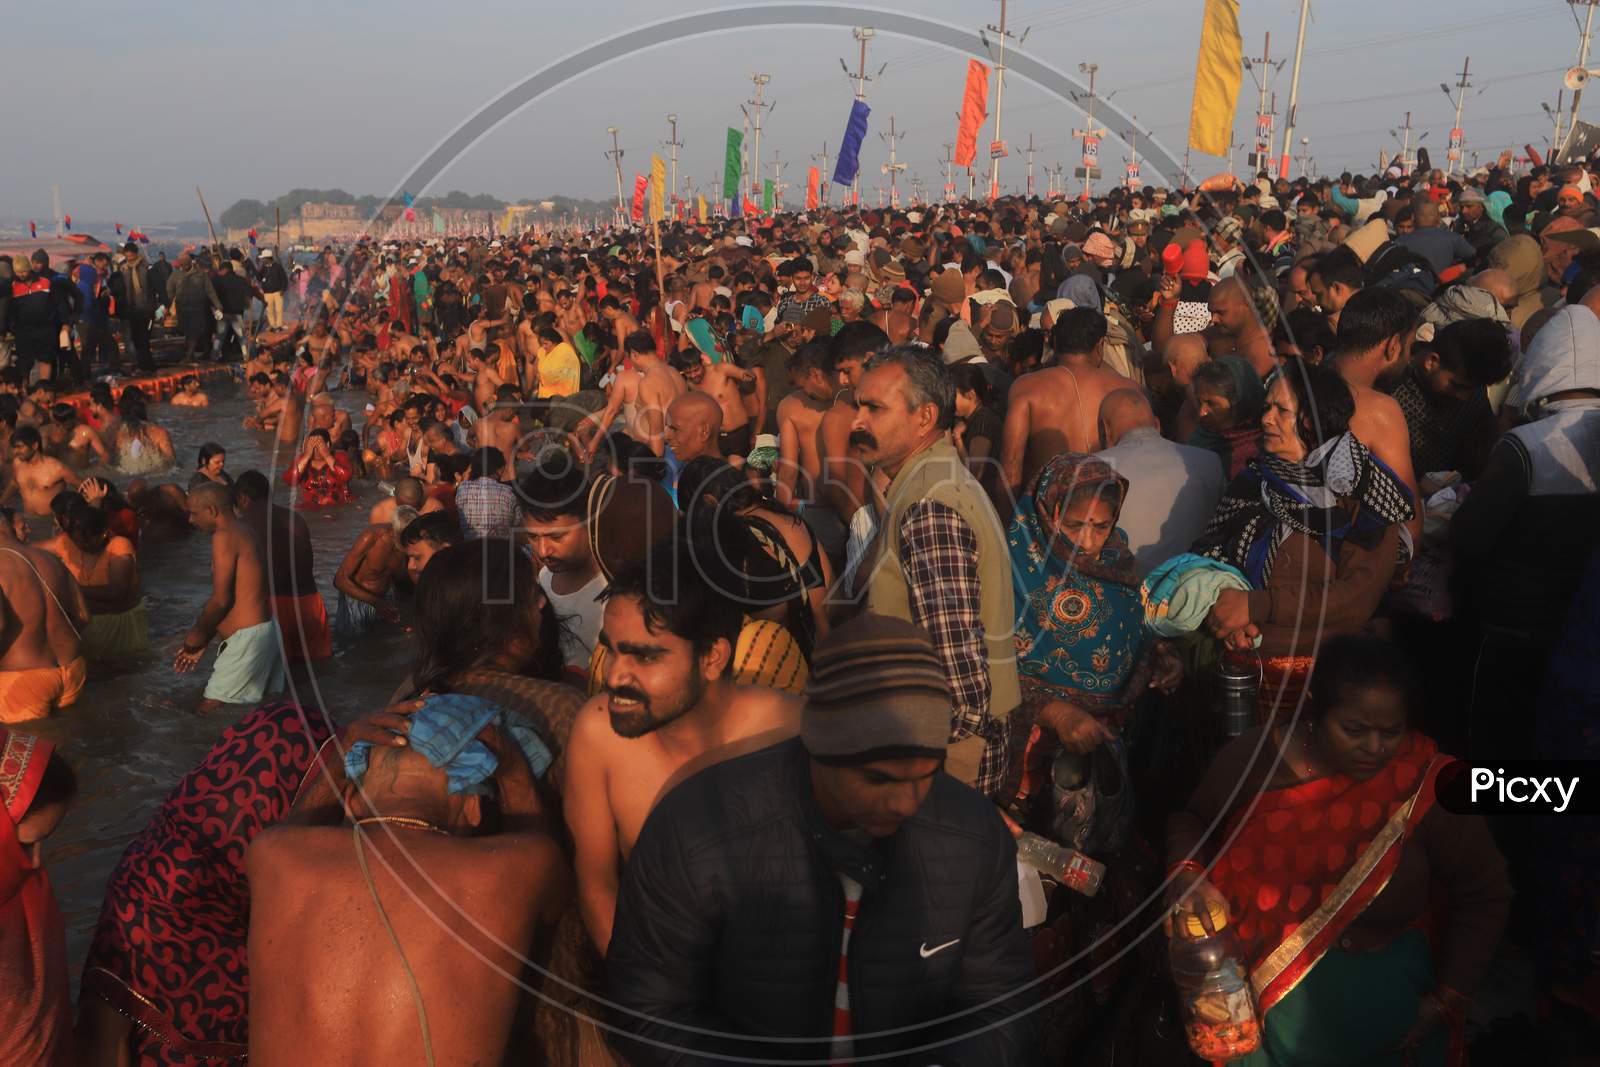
[1140,553,1253,638]
[343,693,554,795]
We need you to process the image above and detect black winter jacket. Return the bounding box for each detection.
[606,738,1040,1066]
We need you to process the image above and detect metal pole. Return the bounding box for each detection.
[1278,0,1311,180]
[1448,58,1471,177]
[1083,63,1097,199]
[666,114,682,210]
[1567,0,1599,157]
[1025,133,1036,197]
[987,0,1008,200]
[607,126,625,219]
[749,73,771,203]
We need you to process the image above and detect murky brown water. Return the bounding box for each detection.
[31,377,413,977]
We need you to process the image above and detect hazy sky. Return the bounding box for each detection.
[6,0,1574,223]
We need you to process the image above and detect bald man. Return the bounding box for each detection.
[367,475,444,528]
[1165,334,1210,390]
[1205,278,1276,378]
[663,391,725,468]
[1396,199,1477,275]
[1096,389,1224,577]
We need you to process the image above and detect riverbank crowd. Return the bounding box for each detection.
[0,159,1597,1065]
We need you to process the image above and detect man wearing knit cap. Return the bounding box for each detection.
[606,613,1038,1065]
[849,346,1020,796]
[1453,187,1507,266]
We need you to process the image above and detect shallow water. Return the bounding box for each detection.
[33,376,414,978]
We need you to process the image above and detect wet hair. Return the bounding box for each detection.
[411,538,562,691]
[50,402,76,424]
[234,469,270,502]
[789,341,833,379]
[830,320,890,366]
[863,343,956,430]
[1334,287,1416,353]
[1051,307,1108,356]
[399,509,461,549]
[1307,634,1420,723]
[1275,357,1354,449]
[67,503,110,551]
[1277,306,1336,360]
[601,538,744,661]
[12,425,41,450]
[468,447,504,480]
[1429,318,1513,388]
[517,451,591,522]
[196,442,226,469]
[1310,245,1364,292]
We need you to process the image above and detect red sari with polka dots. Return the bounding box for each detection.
[1208,732,1449,1016]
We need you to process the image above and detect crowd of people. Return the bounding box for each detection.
[1,153,1597,1065]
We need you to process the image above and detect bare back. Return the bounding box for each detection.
[247,826,561,1067]
[1002,361,1130,492]
[214,522,271,639]
[0,544,85,670]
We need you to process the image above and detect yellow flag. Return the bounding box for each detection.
[1188,0,1243,157]
[649,154,666,223]
[697,195,707,223]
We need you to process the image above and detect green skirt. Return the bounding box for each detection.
[1233,929,1448,1066]
[82,599,151,662]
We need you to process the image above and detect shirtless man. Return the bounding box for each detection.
[1328,288,1423,547]
[333,512,410,638]
[563,549,801,954]
[554,287,589,341]
[247,708,564,1067]
[368,476,441,527]
[999,308,1131,502]
[473,396,523,480]
[774,342,834,511]
[1205,277,1277,378]
[235,471,332,666]
[174,483,282,713]
[6,427,76,516]
[44,403,109,470]
[470,346,508,413]
[306,393,352,445]
[683,355,755,459]
[873,286,919,344]
[583,333,686,458]
[0,506,88,720]
[599,295,641,353]
[168,375,210,408]
[662,391,724,467]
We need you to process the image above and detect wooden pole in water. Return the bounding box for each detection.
[196,186,220,256]
[275,204,281,256]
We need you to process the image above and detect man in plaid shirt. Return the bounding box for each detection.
[454,447,520,540]
[851,346,1021,797]
[774,258,833,323]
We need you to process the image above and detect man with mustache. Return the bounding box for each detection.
[563,541,801,955]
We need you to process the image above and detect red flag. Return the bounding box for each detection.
[805,167,820,210]
[63,213,72,231]
[954,59,990,168]
[631,173,648,223]
[115,222,122,235]
[29,220,36,238]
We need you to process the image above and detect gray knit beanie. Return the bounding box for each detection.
[802,613,953,765]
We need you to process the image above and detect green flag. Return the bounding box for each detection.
[763,179,775,212]
[723,128,743,200]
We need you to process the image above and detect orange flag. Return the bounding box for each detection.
[954,58,991,168]
[805,167,820,210]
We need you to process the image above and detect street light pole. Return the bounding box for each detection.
[1277,0,1311,180]
[606,126,625,220]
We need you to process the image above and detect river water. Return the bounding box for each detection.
[30,376,413,977]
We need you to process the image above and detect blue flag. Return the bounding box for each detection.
[730,191,743,219]
[831,99,871,186]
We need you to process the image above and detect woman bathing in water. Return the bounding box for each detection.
[112,400,176,476]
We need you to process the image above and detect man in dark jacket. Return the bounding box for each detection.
[258,248,289,329]
[607,614,1039,1066]
[1453,188,1508,267]
[110,243,157,372]
[166,252,221,362]
[7,251,77,383]
[212,258,253,361]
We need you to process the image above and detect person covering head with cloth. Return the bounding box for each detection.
[0,729,76,1066]
[606,613,1039,1065]
[1193,359,1415,716]
[1166,635,1510,1065]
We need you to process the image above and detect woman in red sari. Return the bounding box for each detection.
[0,729,77,1066]
[281,428,355,508]
[1166,636,1510,1065]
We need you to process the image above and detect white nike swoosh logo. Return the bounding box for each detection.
[919,938,960,959]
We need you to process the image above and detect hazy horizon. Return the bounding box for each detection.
[7,0,1575,222]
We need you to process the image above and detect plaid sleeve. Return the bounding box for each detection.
[898,500,989,739]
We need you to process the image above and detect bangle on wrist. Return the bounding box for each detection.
[1168,859,1206,877]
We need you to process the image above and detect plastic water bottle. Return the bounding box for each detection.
[1014,831,1105,897]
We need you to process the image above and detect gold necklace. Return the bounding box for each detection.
[353,815,449,836]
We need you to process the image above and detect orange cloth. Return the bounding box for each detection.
[0,659,87,723]
[954,59,991,169]
[271,593,332,662]
[0,729,72,1065]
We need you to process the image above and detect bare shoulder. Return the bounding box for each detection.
[567,693,618,757]
[733,685,804,734]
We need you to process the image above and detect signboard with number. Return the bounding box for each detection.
[1082,134,1100,168]
[1255,112,1273,151]
[1126,162,1141,187]
[990,140,1008,159]
[1448,127,1463,162]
